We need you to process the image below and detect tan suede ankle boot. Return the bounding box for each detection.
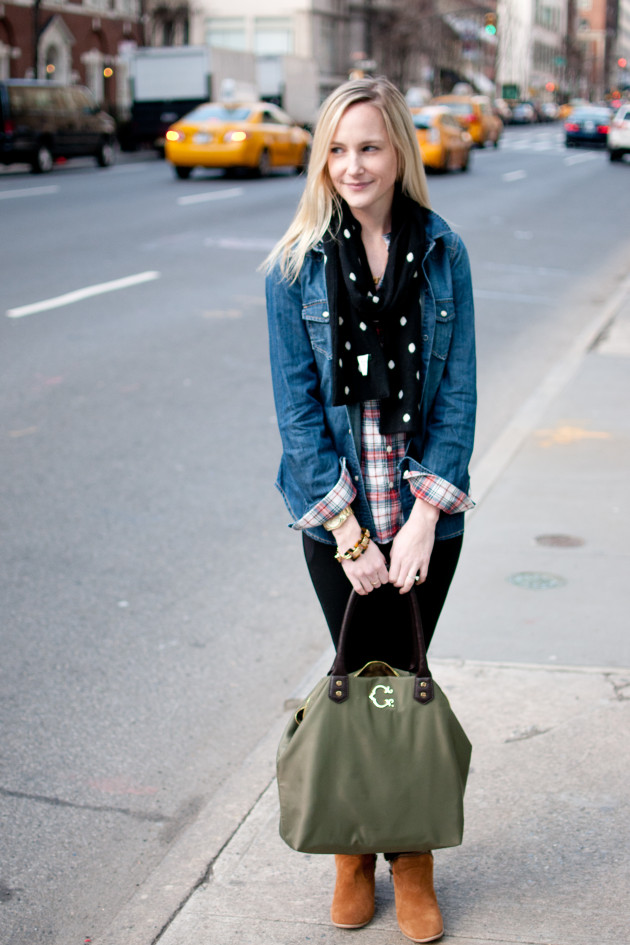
[330,853,377,928]
[390,853,444,943]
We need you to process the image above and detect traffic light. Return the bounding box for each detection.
[484,13,497,35]
[618,58,627,69]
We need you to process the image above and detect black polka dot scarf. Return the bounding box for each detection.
[324,190,427,436]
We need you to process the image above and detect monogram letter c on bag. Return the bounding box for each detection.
[369,683,395,709]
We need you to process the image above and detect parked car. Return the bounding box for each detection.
[493,98,513,122]
[410,106,472,172]
[607,103,630,161]
[429,94,502,147]
[510,102,537,124]
[0,80,116,173]
[564,106,612,148]
[540,102,560,121]
[164,101,312,179]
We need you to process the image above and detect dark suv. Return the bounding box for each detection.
[0,80,116,173]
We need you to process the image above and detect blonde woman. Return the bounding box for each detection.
[265,77,476,943]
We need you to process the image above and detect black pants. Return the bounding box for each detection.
[302,533,463,673]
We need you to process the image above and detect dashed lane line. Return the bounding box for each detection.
[0,185,59,200]
[6,271,161,319]
[502,169,527,182]
[177,187,244,206]
[564,151,602,166]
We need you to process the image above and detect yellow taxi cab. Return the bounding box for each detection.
[429,94,502,147]
[411,106,473,172]
[165,101,312,179]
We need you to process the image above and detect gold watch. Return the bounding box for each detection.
[322,506,354,532]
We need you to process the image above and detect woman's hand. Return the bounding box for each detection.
[388,498,440,594]
[332,516,389,595]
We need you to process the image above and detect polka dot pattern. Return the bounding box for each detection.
[327,201,425,436]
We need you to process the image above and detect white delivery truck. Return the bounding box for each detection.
[120,46,257,152]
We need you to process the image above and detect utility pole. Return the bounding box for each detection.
[33,0,42,78]
[604,0,619,94]
[365,0,373,60]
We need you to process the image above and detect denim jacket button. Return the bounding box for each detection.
[323,311,329,319]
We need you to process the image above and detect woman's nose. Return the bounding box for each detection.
[347,151,364,175]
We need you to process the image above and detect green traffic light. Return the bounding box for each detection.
[485,24,497,35]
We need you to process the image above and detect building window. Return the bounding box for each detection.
[254,17,293,56]
[206,17,247,51]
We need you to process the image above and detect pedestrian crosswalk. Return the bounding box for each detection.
[498,129,566,152]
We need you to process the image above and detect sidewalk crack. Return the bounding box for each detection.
[605,674,630,701]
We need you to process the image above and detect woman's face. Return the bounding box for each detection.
[327,102,398,222]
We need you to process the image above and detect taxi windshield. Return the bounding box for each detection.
[186,105,252,122]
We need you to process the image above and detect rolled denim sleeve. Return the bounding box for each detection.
[266,263,350,524]
[404,470,474,513]
[292,465,357,530]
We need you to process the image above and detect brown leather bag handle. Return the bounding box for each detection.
[328,589,434,705]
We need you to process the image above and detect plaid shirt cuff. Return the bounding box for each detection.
[403,471,475,514]
[291,467,357,530]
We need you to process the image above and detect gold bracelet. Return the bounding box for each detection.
[334,528,371,562]
[323,506,354,532]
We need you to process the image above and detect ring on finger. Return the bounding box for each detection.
[414,574,421,584]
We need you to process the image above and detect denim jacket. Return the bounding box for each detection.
[266,209,476,545]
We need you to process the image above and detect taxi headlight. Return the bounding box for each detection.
[224,130,248,142]
[166,130,184,142]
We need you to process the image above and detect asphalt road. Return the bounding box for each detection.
[1,123,629,944]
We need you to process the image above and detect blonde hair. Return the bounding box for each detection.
[264,76,431,283]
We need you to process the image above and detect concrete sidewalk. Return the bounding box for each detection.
[96,279,630,945]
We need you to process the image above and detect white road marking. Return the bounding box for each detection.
[0,185,59,200]
[6,271,160,319]
[204,236,276,251]
[502,169,527,182]
[564,151,601,165]
[177,187,244,206]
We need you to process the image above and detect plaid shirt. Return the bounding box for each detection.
[293,400,474,543]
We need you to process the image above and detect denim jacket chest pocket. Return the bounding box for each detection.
[432,299,455,360]
[302,300,332,360]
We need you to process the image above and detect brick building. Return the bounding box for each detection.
[0,0,143,112]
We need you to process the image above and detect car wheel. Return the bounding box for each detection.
[96,138,115,167]
[257,148,271,177]
[609,149,622,162]
[32,143,54,174]
[174,166,192,180]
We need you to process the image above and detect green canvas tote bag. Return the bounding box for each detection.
[277,589,471,854]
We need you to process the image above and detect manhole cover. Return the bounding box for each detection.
[507,572,567,590]
[535,534,584,548]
